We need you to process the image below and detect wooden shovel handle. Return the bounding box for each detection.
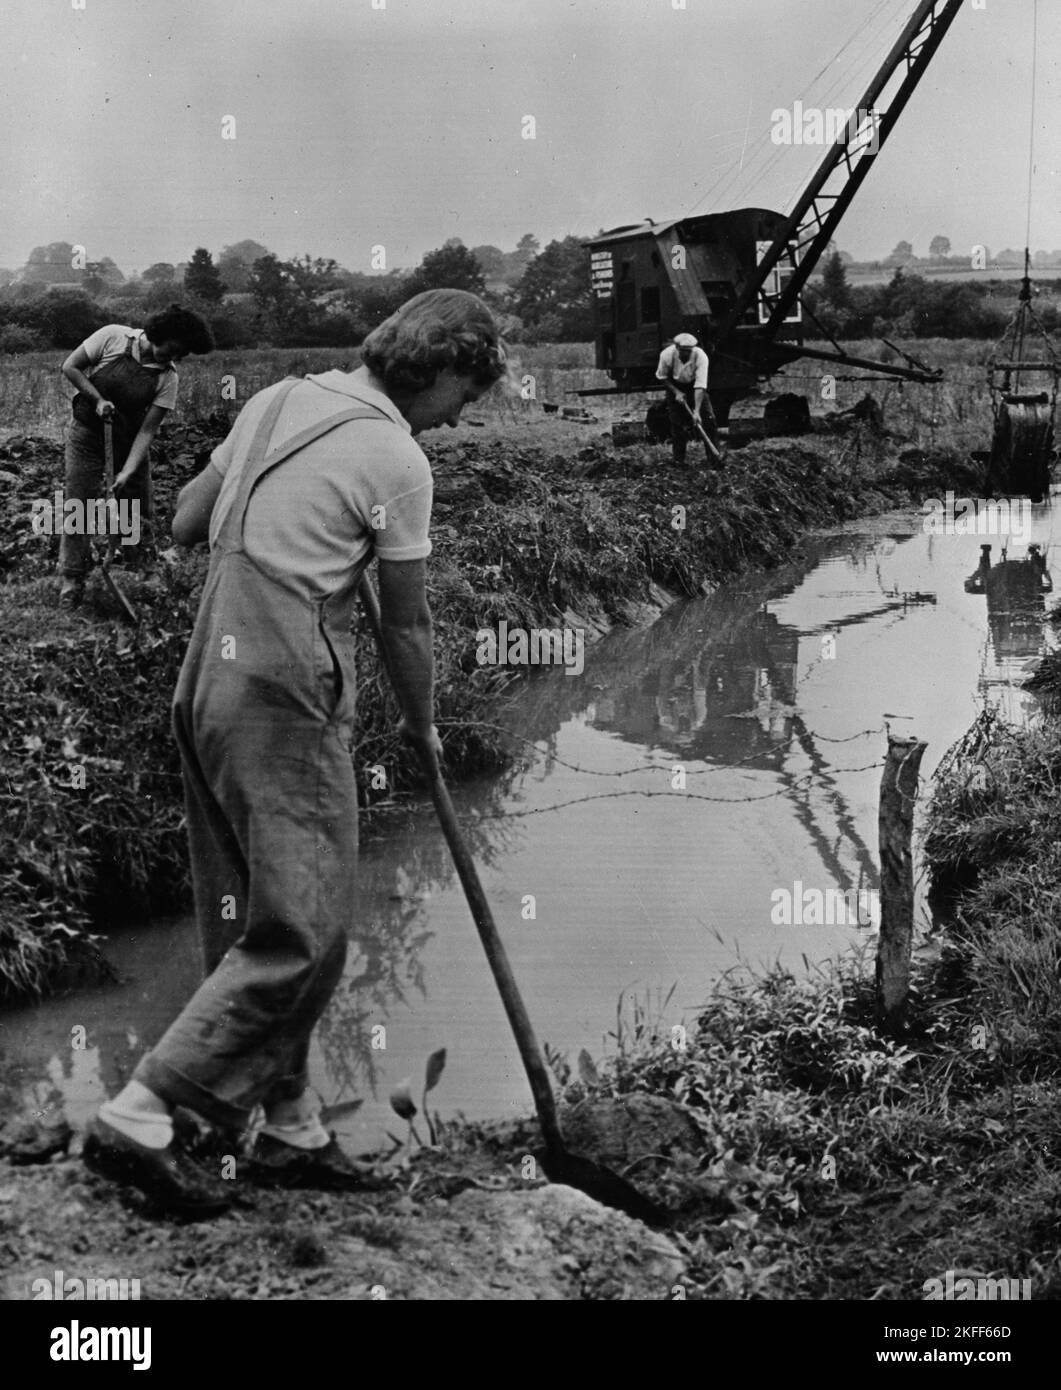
[97,416,139,624]
[358,574,564,1152]
[682,397,722,463]
[102,415,115,491]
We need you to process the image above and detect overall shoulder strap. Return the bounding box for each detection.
[229,381,391,541]
[258,406,388,470]
[245,376,301,461]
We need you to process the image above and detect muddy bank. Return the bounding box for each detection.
[0,418,980,999]
[4,943,1061,1300]
[0,1119,684,1302]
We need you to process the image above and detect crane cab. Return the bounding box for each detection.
[587,209,804,418]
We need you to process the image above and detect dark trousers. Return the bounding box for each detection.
[58,421,151,576]
[132,697,358,1131]
[666,387,719,464]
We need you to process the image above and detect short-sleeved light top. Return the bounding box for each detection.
[77,325,179,410]
[208,366,432,601]
[656,343,710,390]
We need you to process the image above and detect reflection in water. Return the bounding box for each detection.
[506,534,938,762]
[964,543,1053,699]
[315,800,526,1102]
[0,771,526,1130]
[4,512,1058,1137]
[498,531,941,901]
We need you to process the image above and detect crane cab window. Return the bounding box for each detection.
[756,241,802,325]
[640,286,661,324]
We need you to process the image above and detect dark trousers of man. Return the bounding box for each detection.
[666,386,719,465]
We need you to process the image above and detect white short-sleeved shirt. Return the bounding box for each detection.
[208,366,432,601]
[77,325,179,410]
[656,343,710,391]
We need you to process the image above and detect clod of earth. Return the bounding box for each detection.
[559,1094,703,1172]
[0,1115,73,1165]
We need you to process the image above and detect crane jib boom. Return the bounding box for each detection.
[713,0,966,347]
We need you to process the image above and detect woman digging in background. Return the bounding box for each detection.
[83,289,507,1218]
[57,304,214,607]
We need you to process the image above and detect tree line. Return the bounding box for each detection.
[839,236,1061,271]
[805,252,1061,341]
[0,234,595,354]
[2,235,1057,356]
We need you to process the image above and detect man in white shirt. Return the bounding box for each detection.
[655,333,719,467]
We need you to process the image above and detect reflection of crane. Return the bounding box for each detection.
[798,593,937,635]
[583,0,962,427]
[627,604,886,895]
[753,635,880,898]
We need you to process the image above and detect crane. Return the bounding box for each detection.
[583,0,966,431]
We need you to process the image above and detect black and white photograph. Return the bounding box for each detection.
[0,0,1058,1347]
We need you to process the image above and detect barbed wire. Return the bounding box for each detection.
[469,759,888,817]
[808,726,886,744]
[435,717,887,779]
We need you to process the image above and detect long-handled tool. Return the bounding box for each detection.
[99,417,139,625]
[358,574,665,1227]
[678,393,723,465]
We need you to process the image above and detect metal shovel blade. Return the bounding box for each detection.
[539,1146,668,1228]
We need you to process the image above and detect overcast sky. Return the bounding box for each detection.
[2,0,1056,275]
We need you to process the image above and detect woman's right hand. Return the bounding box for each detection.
[399,718,443,776]
[95,399,115,419]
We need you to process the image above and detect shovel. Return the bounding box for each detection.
[679,394,723,464]
[358,574,666,1228]
[99,417,139,625]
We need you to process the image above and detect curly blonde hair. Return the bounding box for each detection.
[361,289,506,396]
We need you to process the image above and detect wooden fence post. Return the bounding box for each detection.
[876,733,928,1033]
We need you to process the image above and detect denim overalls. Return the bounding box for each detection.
[135,379,391,1130]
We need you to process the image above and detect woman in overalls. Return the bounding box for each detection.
[83,290,508,1218]
[58,303,214,606]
